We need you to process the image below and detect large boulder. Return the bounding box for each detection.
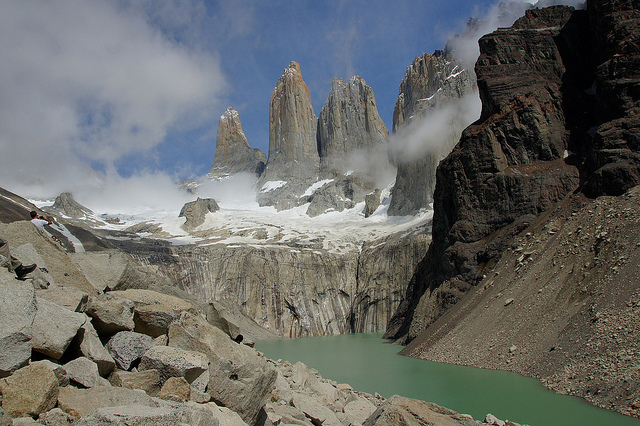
[85,296,135,336]
[138,345,209,385]
[0,276,36,377]
[36,286,89,312]
[108,369,162,397]
[74,405,182,425]
[0,364,58,418]
[73,319,116,377]
[363,395,477,426]
[63,357,111,388]
[57,386,156,418]
[168,313,277,424]
[31,297,86,360]
[105,331,155,371]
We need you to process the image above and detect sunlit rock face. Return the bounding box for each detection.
[208,107,266,178]
[257,62,320,210]
[388,52,478,216]
[125,229,429,338]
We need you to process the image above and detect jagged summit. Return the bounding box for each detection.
[208,107,265,178]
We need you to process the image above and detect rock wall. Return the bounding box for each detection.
[208,107,266,178]
[388,52,477,216]
[126,229,429,338]
[385,5,593,343]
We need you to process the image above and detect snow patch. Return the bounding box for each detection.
[260,181,287,193]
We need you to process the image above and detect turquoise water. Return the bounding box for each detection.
[256,333,640,426]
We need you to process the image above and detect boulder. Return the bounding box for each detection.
[290,391,343,426]
[133,304,180,338]
[74,405,181,425]
[344,398,378,426]
[363,395,477,426]
[108,369,162,397]
[30,360,70,387]
[57,386,156,418]
[37,407,77,425]
[85,296,135,336]
[158,376,191,402]
[37,286,88,312]
[0,364,58,418]
[138,345,208,385]
[179,198,220,231]
[63,357,110,388]
[105,331,155,371]
[31,297,86,360]
[168,313,277,424]
[74,319,115,377]
[0,277,36,377]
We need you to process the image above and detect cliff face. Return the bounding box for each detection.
[124,229,429,338]
[257,62,320,210]
[385,5,594,343]
[388,53,478,216]
[387,2,640,417]
[208,107,266,178]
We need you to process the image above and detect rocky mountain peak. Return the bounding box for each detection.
[256,61,320,210]
[209,107,266,178]
[387,52,477,216]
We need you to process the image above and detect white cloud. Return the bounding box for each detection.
[0,0,226,198]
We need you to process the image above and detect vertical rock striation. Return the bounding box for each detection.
[208,107,266,178]
[388,52,478,216]
[257,62,320,210]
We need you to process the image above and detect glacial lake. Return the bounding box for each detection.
[255,333,640,426]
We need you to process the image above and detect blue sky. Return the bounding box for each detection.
[0,0,582,200]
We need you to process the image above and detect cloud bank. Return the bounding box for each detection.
[0,0,225,198]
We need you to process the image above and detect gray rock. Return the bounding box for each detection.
[75,319,115,377]
[63,357,110,388]
[363,395,478,426]
[32,297,86,360]
[0,276,36,377]
[37,407,77,425]
[75,405,181,425]
[290,391,342,426]
[105,331,154,371]
[57,386,156,419]
[37,287,88,312]
[0,364,58,419]
[85,296,135,336]
[208,106,266,178]
[344,398,378,426]
[179,198,220,231]
[30,360,70,387]
[364,189,382,218]
[138,345,208,385]
[50,192,92,219]
[168,313,277,425]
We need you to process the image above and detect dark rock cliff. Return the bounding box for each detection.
[385,2,638,343]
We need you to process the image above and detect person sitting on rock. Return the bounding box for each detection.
[0,238,36,280]
[30,211,52,229]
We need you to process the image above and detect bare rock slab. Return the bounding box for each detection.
[57,386,155,418]
[32,297,86,360]
[0,364,58,418]
[0,277,36,376]
[363,395,479,426]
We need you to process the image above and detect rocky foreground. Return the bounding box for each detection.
[0,220,519,426]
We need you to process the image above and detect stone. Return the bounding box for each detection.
[138,345,208,385]
[344,398,378,426]
[0,364,58,418]
[0,277,36,377]
[0,408,10,426]
[32,297,86,360]
[74,405,181,425]
[205,403,248,426]
[63,357,110,388]
[179,198,220,231]
[74,319,115,377]
[105,331,155,371]
[363,395,478,426]
[37,287,89,312]
[37,407,77,425]
[290,391,342,426]
[158,376,191,402]
[133,304,180,338]
[57,386,156,418]
[209,106,266,178]
[167,313,277,425]
[108,369,162,397]
[30,360,70,387]
[85,296,135,336]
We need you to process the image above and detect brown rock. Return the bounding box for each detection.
[158,376,191,402]
[0,364,58,418]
